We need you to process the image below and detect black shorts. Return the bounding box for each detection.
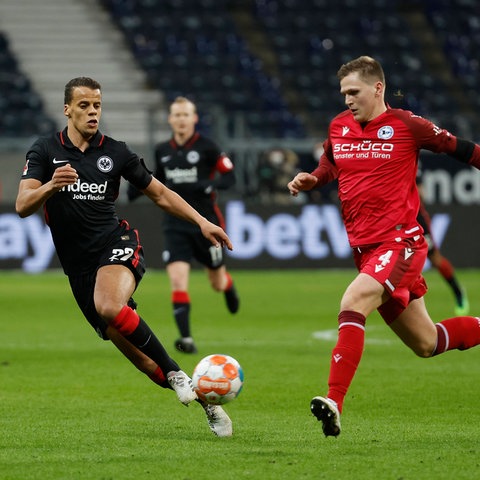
[68,226,146,340]
[162,229,224,269]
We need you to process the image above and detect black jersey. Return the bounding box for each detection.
[153,132,235,232]
[21,128,152,275]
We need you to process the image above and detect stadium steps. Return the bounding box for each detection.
[0,0,167,147]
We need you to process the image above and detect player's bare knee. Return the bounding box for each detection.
[96,301,124,322]
[412,342,435,358]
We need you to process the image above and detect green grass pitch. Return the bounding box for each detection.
[1,268,479,479]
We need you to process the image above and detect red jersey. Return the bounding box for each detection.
[312,107,458,247]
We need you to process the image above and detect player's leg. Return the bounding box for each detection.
[163,231,198,353]
[105,310,232,435]
[388,297,437,356]
[207,265,240,314]
[105,325,196,405]
[198,209,239,314]
[318,273,384,409]
[166,260,197,353]
[95,264,196,404]
[97,265,232,434]
[428,247,469,315]
[194,231,239,314]
[311,272,385,437]
[313,238,425,436]
[420,204,469,315]
[390,296,480,356]
[106,325,168,386]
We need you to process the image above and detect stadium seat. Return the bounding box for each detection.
[100,0,477,140]
[0,31,57,138]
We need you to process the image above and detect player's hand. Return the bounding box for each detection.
[51,164,79,191]
[288,172,318,196]
[200,220,233,251]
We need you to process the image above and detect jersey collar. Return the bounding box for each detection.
[169,131,200,149]
[59,127,105,149]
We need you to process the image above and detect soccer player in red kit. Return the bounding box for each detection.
[288,56,480,437]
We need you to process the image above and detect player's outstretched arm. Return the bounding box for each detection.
[143,177,233,250]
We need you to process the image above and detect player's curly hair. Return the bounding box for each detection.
[337,56,385,85]
[64,77,102,104]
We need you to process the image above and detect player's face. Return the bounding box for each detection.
[64,87,102,140]
[340,72,383,123]
[168,101,198,137]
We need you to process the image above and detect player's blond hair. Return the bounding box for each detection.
[170,96,197,113]
[337,56,385,85]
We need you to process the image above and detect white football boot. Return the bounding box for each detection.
[167,370,197,405]
[202,403,233,437]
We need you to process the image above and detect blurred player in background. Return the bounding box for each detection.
[16,78,233,437]
[417,164,469,315]
[129,96,239,354]
[288,56,480,438]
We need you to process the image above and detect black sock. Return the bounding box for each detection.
[173,302,191,337]
[447,277,464,305]
[125,317,180,373]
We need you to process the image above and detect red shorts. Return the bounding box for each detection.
[353,236,428,324]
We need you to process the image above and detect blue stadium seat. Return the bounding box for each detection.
[100,0,475,139]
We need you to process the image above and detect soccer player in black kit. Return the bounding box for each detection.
[129,96,239,354]
[15,77,233,437]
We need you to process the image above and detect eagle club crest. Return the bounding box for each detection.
[97,156,114,172]
[186,150,200,164]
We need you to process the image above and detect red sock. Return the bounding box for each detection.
[111,307,180,376]
[434,316,480,354]
[148,366,168,388]
[224,272,233,291]
[172,291,190,304]
[172,290,191,338]
[326,310,366,413]
[437,257,454,281]
[111,305,140,335]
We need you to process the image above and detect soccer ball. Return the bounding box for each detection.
[192,354,244,405]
